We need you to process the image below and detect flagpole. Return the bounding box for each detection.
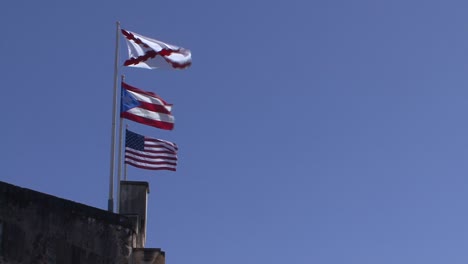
[108,21,121,212]
[117,75,125,213]
[124,163,128,181]
[124,123,128,181]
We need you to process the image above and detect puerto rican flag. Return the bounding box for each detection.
[120,82,174,130]
[121,29,192,70]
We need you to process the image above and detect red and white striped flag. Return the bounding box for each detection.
[121,29,192,70]
[120,82,174,130]
[125,129,178,171]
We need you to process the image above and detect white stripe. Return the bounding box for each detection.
[145,142,178,152]
[144,146,177,153]
[145,139,177,148]
[126,148,177,158]
[125,152,177,163]
[125,158,177,169]
[127,90,172,112]
[126,107,174,123]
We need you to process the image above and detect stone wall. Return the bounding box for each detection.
[0,181,136,264]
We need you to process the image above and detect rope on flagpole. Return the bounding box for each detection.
[108,21,121,212]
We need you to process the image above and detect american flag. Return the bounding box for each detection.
[125,129,178,171]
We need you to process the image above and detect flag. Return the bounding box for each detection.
[121,29,192,70]
[121,82,175,130]
[125,129,178,171]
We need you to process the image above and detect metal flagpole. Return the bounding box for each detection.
[117,75,125,213]
[124,163,128,181]
[108,21,121,212]
[124,124,129,181]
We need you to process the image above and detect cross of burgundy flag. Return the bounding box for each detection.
[121,29,192,70]
[121,82,175,130]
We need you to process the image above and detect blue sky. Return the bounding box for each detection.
[2,0,468,263]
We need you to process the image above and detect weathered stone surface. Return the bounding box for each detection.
[132,248,165,264]
[119,181,149,248]
[0,181,138,264]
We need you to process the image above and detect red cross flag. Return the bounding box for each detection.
[121,29,192,70]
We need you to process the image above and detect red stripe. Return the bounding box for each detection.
[138,101,171,114]
[122,82,172,106]
[127,146,176,155]
[125,161,176,171]
[135,149,176,155]
[145,137,178,146]
[142,149,176,156]
[126,150,176,157]
[144,145,177,153]
[125,150,177,160]
[122,82,155,96]
[122,81,172,113]
[125,156,177,165]
[121,112,174,130]
[144,140,178,152]
[151,146,178,152]
[145,147,177,154]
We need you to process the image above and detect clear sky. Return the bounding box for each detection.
[2,0,468,263]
